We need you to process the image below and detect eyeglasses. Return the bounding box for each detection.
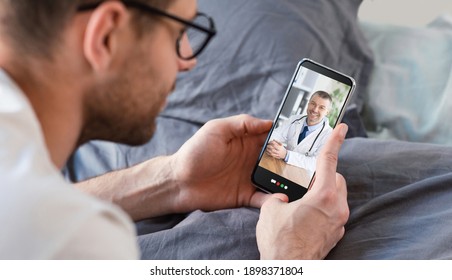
[77,1,217,60]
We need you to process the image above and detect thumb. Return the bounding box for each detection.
[313,123,348,188]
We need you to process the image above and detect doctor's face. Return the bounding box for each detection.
[306,95,331,126]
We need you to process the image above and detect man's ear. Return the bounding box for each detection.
[82,1,129,72]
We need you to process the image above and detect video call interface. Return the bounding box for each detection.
[258,65,352,190]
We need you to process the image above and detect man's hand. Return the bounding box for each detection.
[76,114,274,220]
[266,140,287,160]
[169,114,274,213]
[256,124,350,259]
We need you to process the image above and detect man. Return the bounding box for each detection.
[0,0,348,259]
[267,91,333,173]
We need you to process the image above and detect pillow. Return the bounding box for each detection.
[64,0,373,182]
[163,0,373,122]
[360,15,452,144]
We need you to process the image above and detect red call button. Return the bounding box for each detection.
[271,179,288,190]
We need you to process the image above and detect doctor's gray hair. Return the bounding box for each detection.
[310,90,333,109]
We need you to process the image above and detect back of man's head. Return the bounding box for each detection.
[0,1,78,58]
[0,0,173,59]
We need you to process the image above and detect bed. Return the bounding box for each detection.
[64,0,452,259]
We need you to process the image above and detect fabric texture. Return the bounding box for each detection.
[139,138,452,260]
[163,0,372,123]
[63,0,374,259]
[270,115,332,173]
[360,15,452,144]
[329,138,452,259]
[63,0,452,260]
[64,0,372,180]
[0,70,139,259]
[64,0,441,260]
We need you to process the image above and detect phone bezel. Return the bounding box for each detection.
[251,58,356,201]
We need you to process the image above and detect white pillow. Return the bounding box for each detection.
[360,14,452,144]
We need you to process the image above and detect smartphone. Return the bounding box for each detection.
[252,58,355,202]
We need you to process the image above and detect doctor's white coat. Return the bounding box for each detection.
[270,115,332,173]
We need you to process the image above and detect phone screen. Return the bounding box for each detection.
[252,59,355,202]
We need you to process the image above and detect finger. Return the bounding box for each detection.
[249,191,271,208]
[314,124,348,188]
[228,114,273,137]
[267,146,276,153]
[273,140,283,146]
[268,151,278,158]
[249,130,271,149]
[251,192,289,208]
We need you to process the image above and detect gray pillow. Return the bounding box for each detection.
[65,0,373,182]
[163,0,373,123]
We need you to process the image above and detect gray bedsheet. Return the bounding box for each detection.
[64,0,452,259]
[331,139,452,259]
[135,139,452,259]
[64,0,372,179]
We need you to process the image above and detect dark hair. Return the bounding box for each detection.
[127,0,176,38]
[0,0,174,58]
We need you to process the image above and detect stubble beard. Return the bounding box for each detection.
[79,75,169,147]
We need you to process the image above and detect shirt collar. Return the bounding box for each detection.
[303,117,326,131]
[0,68,28,113]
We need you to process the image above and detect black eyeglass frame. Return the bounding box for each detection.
[77,0,216,60]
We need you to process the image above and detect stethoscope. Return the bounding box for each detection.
[290,115,325,156]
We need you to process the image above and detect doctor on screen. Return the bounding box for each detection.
[266,90,333,172]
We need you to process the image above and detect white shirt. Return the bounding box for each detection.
[271,115,332,172]
[0,69,139,259]
[298,118,325,140]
